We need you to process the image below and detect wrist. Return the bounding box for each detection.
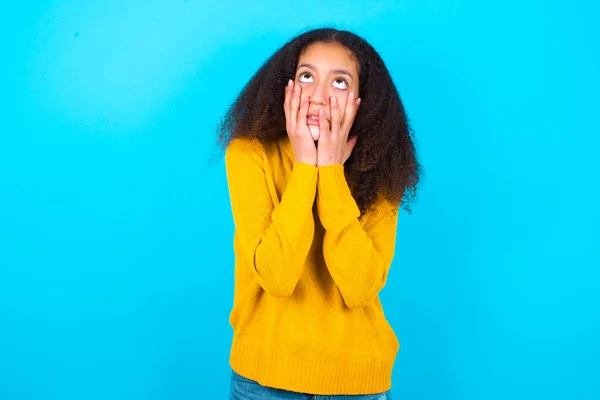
[297,157,317,166]
[317,157,343,167]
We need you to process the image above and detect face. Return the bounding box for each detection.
[295,42,360,141]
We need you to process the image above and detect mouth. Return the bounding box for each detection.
[307,113,330,126]
[306,114,320,126]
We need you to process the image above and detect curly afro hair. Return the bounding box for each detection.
[218,27,421,215]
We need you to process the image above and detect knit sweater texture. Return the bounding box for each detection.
[225,136,400,395]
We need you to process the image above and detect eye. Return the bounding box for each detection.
[298,72,313,83]
[333,78,348,90]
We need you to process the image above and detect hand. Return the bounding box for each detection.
[317,92,360,166]
[283,79,317,166]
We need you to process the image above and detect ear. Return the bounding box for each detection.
[343,136,359,164]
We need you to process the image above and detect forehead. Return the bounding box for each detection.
[297,42,358,73]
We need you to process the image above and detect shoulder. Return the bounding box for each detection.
[225,137,268,167]
[226,136,290,165]
[226,137,266,157]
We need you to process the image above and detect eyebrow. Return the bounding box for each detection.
[297,63,354,80]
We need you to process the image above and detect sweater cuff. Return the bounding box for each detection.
[286,162,318,202]
[317,164,352,199]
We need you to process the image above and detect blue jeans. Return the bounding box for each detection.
[229,370,391,400]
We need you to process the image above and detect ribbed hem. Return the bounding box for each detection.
[316,164,361,225]
[285,162,318,203]
[230,339,393,395]
[317,164,352,199]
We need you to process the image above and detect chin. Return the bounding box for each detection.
[308,125,320,141]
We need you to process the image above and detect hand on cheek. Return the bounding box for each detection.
[283,80,317,166]
[317,92,361,166]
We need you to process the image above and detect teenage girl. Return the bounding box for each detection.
[218,27,421,399]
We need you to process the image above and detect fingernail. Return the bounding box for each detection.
[294,84,300,92]
[349,91,355,99]
[288,79,293,87]
[330,96,337,104]
[356,98,361,106]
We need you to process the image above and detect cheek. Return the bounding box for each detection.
[297,83,312,97]
[349,83,359,100]
[299,93,312,105]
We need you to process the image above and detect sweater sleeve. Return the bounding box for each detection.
[225,138,318,297]
[316,164,400,308]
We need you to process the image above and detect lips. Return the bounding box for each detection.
[306,112,329,126]
[307,114,320,126]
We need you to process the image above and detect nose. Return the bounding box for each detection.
[309,80,328,106]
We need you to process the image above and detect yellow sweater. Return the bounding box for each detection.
[225,136,401,395]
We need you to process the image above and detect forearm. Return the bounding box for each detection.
[226,139,318,297]
[249,162,318,296]
[317,164,398,308]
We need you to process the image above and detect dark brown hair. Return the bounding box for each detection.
[218,28,421,214]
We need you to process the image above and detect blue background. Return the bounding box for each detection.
[1,1,598,399]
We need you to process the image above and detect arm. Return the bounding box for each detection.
[316,164,399,308]
[225,138,318,297]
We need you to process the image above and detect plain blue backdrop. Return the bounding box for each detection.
[1,1,598,399]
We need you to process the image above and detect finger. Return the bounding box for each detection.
[341,91,360,132]
[329,95,341,135]
[283,79,293,122]
[298,94,310,127]
[318,107,329,136]
[290,82,301,128]
[346,135,358,152]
